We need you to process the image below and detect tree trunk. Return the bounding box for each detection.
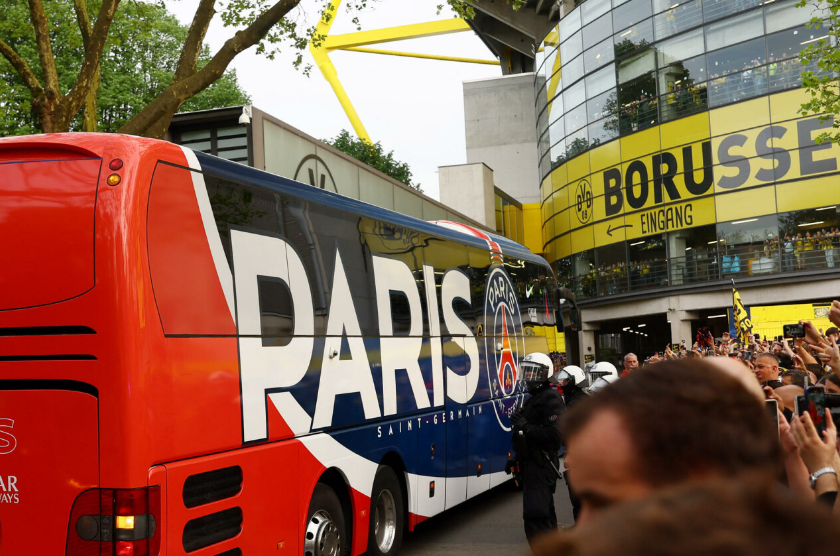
[81,67,100,132]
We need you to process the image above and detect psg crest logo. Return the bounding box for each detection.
[484,266,525,430]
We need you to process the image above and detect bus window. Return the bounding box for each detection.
[258,276,294,345]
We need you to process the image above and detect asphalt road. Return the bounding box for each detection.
[400,477,575,556]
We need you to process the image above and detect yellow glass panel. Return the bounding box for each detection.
[541,176,552,201]
[589,140,622,173]
[769,88,810,124]
[571,226,595,252]
[709,97,770,137]
[624,196,716,240]
[776,175,840,213]
[714,185,777,222]
[522,203,542,254]
[552,209,571,238]
[556,234,572,259]
[660,113,711,150]
[550,163,568,194]
[594,216,628,247]
[620,127,660,161]
[552,188,569,215]
[566,152,591,183]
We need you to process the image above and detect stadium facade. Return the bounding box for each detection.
[461,0,840,365]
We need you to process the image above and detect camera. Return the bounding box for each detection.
[783,323,805,339]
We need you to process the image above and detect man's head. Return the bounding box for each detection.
[825,326,839,344]
[623,353,638,374]
[520,352,554,394]
[753,354,780,383]
[562,360,779,524]
[780,369,807,388]
[532,478,840,556]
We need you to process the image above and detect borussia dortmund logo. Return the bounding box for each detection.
[574,179,593,224]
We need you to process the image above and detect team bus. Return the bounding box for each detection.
[0,133,563,556]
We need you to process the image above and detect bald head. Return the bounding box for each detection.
[705,357,765,403]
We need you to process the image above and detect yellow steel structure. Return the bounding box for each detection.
[309,0,499,143]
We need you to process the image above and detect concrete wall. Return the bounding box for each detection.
[438,163,496,229]
[463,73,540,205]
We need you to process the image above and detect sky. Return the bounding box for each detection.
[167,0,502,200]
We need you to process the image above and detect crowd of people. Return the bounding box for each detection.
[522,299,840,555]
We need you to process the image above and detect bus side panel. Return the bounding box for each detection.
[162,440,300,556]
[297,417,419,556]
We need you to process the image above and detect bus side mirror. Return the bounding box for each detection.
[555,287,576,334]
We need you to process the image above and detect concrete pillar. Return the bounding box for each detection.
[438,163,496,228]
[578,318,599,367]
[668,309,698,345]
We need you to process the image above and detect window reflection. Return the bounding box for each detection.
[613,0,653,32]
[618,72,659,133]
[585,13,614,50]
[584,0,613,25]
[563,56,586,88]
[654,0,703,40]
[707,36,767,106]
[767,25,828,92]
[561,30,584,63]
[564,80,587,111]
[717,215,779,277]
[705,9,764,51]
[586,64,618,97]
[658,55,708,121]
[703,0,762,24]
[585,37,616,72]
[615,18,655,57]
[565,103,588,135]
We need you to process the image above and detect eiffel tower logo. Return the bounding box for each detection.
[498,305,517,395]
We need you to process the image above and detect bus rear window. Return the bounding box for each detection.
[0,158,100,310]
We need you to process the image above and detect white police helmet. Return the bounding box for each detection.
[591,361,619,380]
[556,365,586,387]
[521,352,555,383]
[588,374,619,393]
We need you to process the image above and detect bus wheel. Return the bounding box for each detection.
[305,483,346,556]
[368,466,404,556]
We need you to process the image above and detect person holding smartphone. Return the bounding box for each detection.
[791,408,839,508]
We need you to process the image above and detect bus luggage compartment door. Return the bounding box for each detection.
[0,387,99,555]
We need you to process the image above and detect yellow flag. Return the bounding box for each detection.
[732,284,753,344]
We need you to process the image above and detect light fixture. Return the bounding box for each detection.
[631,241,645,246]
[732,218,758,225]
[708,240,719,244]
[621,29,633,37]
[816,206,836,211]
[799,221,825,227]
[686,247,693,250]
[801,35,827,46]
[708,314,728,319]
[623,327,630,331]
[638,324,647,327]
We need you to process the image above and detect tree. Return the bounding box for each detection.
[0,0,250,135]
[0,0,372,138]
[797,0,840,144]
[323,129,423,193]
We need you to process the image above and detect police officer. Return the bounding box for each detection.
[504,352,566,545]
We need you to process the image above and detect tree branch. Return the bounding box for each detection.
[174,0,217,83]
[74,0,93,49]
[0,39,44,96]
[119,0,301,137]
[62,0,121,121]
[28,0,60,96]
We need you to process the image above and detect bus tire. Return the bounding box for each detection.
[305,483,347,556]
[367,466,404,556]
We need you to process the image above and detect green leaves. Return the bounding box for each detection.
[323,129,423,193]
[0,0,250,134]
[797,0,840,145]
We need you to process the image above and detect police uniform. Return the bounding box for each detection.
[511,384,566,543]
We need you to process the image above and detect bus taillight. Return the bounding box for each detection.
[67,487,161,556]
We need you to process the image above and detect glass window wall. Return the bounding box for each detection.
[767,25,828,92]
[566,103,589,135]
[596,242,630,295]
[615,18,655,57]
[707,36,767,106]
[619,48,657,83]
[563,56,586,88]
[705,9,764,51]
[613,0,653,32]
[657,28,705,65]
[585,37,617,72]
[618,72,658,133]
[564,80,587,110]
[779,207,840,271]
[588,88,618,122]
[629,235,668,290]
[585,13,615,49]
[584,0,613,25]
[764,0,818,34]
[586,64,618,97]
[561,31,584,65]
[717,214,779,277]
[654,0,704,40]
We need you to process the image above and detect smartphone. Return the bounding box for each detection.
[783,323,805,339]
[707,348,715,356]
[743,351,753,361]
[766,399,779,438]
[804,386,828,437]
[671,343,681,352]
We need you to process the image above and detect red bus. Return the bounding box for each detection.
[0,133,562,556]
